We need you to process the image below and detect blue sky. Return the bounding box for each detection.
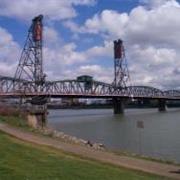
[0,0,180,89]
[0,1,140,46]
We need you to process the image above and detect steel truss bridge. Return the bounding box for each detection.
[0,75,180,100]
[0,15,180,104]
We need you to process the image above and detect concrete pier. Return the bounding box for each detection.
[27,106,47,128]
[113,97,125,114]
[158,99,166,112]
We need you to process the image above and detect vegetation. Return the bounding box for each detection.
[0,115,28,128]
[0,106,23,116]
[113,150,178,166]
[0,131,168,180]
[0,106,28,128]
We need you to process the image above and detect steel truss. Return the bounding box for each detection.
[113,39,130,88]
[14,15,45,93]
[0,76,180,100]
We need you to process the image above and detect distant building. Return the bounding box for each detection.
[61,98,79,106]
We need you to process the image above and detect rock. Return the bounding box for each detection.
[79,139,88,144]
[86,140,93,147]
[43,128,53,136]
[71,136,78,141]
[52,130,64,138]
[92,143,105,150]
[36,127,105,150]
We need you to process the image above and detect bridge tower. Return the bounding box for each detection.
[14,15,45,92]
[113,39,130,114]
[14,15,47,128]
[113,39,129,88]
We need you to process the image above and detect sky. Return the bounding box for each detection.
[0,0,180,90]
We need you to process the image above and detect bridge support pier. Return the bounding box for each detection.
[27,106,47,128]
[113,97,125,114]
[158,99,166,112]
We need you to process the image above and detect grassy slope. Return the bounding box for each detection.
[0,131,168,180]
[0,115,28,128]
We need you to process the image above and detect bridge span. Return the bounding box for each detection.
[0,76,180,113]
[0,76,180,99]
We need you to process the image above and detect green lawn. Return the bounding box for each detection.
[0,131,168,180]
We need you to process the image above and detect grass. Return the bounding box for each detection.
[0,131,169,180]
[0,115,28,128]
[113,150,179,166]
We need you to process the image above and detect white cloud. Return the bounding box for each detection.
[0,0,96,21]
[85,41,112,58]
[42,27,113,81]
[44,42,86,69]
[84,10,129,37]
[64,10,129,38]
[72,1,180,48]
[49,64,113,83]
[63,0,180,89]
[43,30,112,67]
[78,65,113,82]
[140,0,179,8]
[128,45,179,88]
[126,3,180,47]
[63,20,82,33]
[44,26,60,45]
[0,27,20,76]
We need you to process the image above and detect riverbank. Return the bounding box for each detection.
[0,120,180,179]
[0,115,105,150]
[0,130,163,180]
[0,115,177,165]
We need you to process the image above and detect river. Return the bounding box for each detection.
[47,108,180,163]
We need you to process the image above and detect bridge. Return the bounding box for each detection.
[0,15,180,115]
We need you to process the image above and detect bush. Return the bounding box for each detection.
[0,106,26,117]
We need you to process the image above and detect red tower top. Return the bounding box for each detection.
[114,39,123,59]
[32,15,43,41]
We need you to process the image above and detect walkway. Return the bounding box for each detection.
[0,123,180,179]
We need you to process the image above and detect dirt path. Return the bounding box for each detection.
[0,123,180,179]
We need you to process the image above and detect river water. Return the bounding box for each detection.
[47,108,180,163]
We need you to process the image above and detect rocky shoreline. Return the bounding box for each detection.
[37,127,105,151]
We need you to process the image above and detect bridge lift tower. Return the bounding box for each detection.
[113,39,130,114]
[113,39,129,88]
[14,15,45,92]
[14,15,47,127]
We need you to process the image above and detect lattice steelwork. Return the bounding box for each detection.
[113,39,130,88]
[1,76,180,100]
[14,15,45,92]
